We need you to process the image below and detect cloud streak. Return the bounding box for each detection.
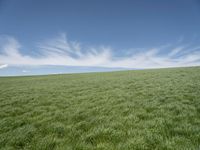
[0,64,8,69]
[0,34,200,69]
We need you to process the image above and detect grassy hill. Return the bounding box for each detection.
[0,67,200,150]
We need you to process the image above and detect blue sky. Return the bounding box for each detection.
[0,0,200,76]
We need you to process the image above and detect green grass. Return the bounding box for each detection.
[0,67,200,150]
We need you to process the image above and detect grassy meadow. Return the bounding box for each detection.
[0,67,200,150]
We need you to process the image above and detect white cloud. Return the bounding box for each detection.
[22,70,29,73]
[168,47,184,57]
[0,34,200,69]
[0,64,8,69]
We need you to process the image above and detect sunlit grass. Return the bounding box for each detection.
[0,67,200,149]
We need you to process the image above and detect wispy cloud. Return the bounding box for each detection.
[168,47,185,57]
[0,33,200,69]
[0,64,8,69]
[22,70,29,73]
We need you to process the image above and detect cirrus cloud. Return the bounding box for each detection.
[0,33,200,69]
[0,64,8,69]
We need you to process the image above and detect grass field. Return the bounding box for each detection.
[0,67,200,150]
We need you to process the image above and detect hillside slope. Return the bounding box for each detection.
[0,67,200,150]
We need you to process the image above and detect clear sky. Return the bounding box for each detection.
[0,0,200,76]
